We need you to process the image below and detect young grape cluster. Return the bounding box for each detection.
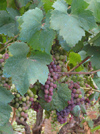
[0,53,12,90]
[41,61,61,103]
[56,80,85,124]
[11,89,38,122]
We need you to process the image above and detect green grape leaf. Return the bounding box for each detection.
[50,0,96,47]
[39,83,71,111]
[18,8,56,54]
[16,0,31,8]
[87,120,94,128]
[0,122,13,134]
[0,8,19,37]
[41,0,55,12]
[0,0,7,10]
[93,77,100,90]
[68,52,83,71]
[65,0,72,5]
[72,105,81,117]
[84,45,100,69]
[58,35,71,51]
[87,0,100,22]
[3,42,52,95]
[89,32,100,46]
[91,125,100,132]
[80,104,86,114]
[0,87,14,126]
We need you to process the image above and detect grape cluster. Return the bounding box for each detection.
[31,102,41,112]
[56,80,85,124]
[0,53,12,90]
[51,44,67,72]
[41,61,61,103]
[11,89,38,122]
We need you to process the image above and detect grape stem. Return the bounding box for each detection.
[11,107,16,125]
[0,34,19,52]
[81,87,100,93]
[16,117,31,134]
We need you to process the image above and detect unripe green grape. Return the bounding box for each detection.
[27,89,31,94]
[22,97,26,102]
[1,62,5,67]
[34,95,38,99]
[20,117,24,122]
[15,98,19,102]
[26,96,30,100]
[0,54,3,59]
[16,94,20,98]
[15,103,19,108]
[18,107,22,112]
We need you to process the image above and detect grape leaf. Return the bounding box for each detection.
[91,125,100,132]
[0,0,7,10]
[89,32,100,46]
[72,105,81,117]
[65,0,72,4]
[0,8,19,37]
[18,8,56,54]
[83,45,100,69]
[0,122,13,134]
[50,0,96,47]
[16,0,31,8]
[58,35,71,51]
[80,104,86,114]
[0,87,14,126]
[39,83,71,111]
[68,52,83,71]
[41,0,55,12]
[87,120,94,128]
[3,42,52,95]
[86,0,100,22]
[93,77,100,90]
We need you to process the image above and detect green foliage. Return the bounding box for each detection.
[3,42,52,95]
[16,0,31,8]
[84,45,100,69]
[0,0,7,10]
[93,77,100,90]
[0,8,19,37]
[68,52,83,71]
[50,0,96,47]
[0,87,14,126]
[87,120,94,128]
[0,0,100,132]
[39,83,71,111]
[18,8,55,54]
[72,105,81,117]
[91,125,100,132]
[87,0,100,22]
[89,32,100,46]
[0,123,13,134]
[41,0,55,12]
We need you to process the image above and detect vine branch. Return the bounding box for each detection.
[59,69,100,75]
[11,107,16,125]
[16,117,31,134]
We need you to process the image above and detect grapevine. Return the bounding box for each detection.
[0,0,100,134]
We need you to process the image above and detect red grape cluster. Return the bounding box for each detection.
[56,80,85,124]
[41,61,61,102]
